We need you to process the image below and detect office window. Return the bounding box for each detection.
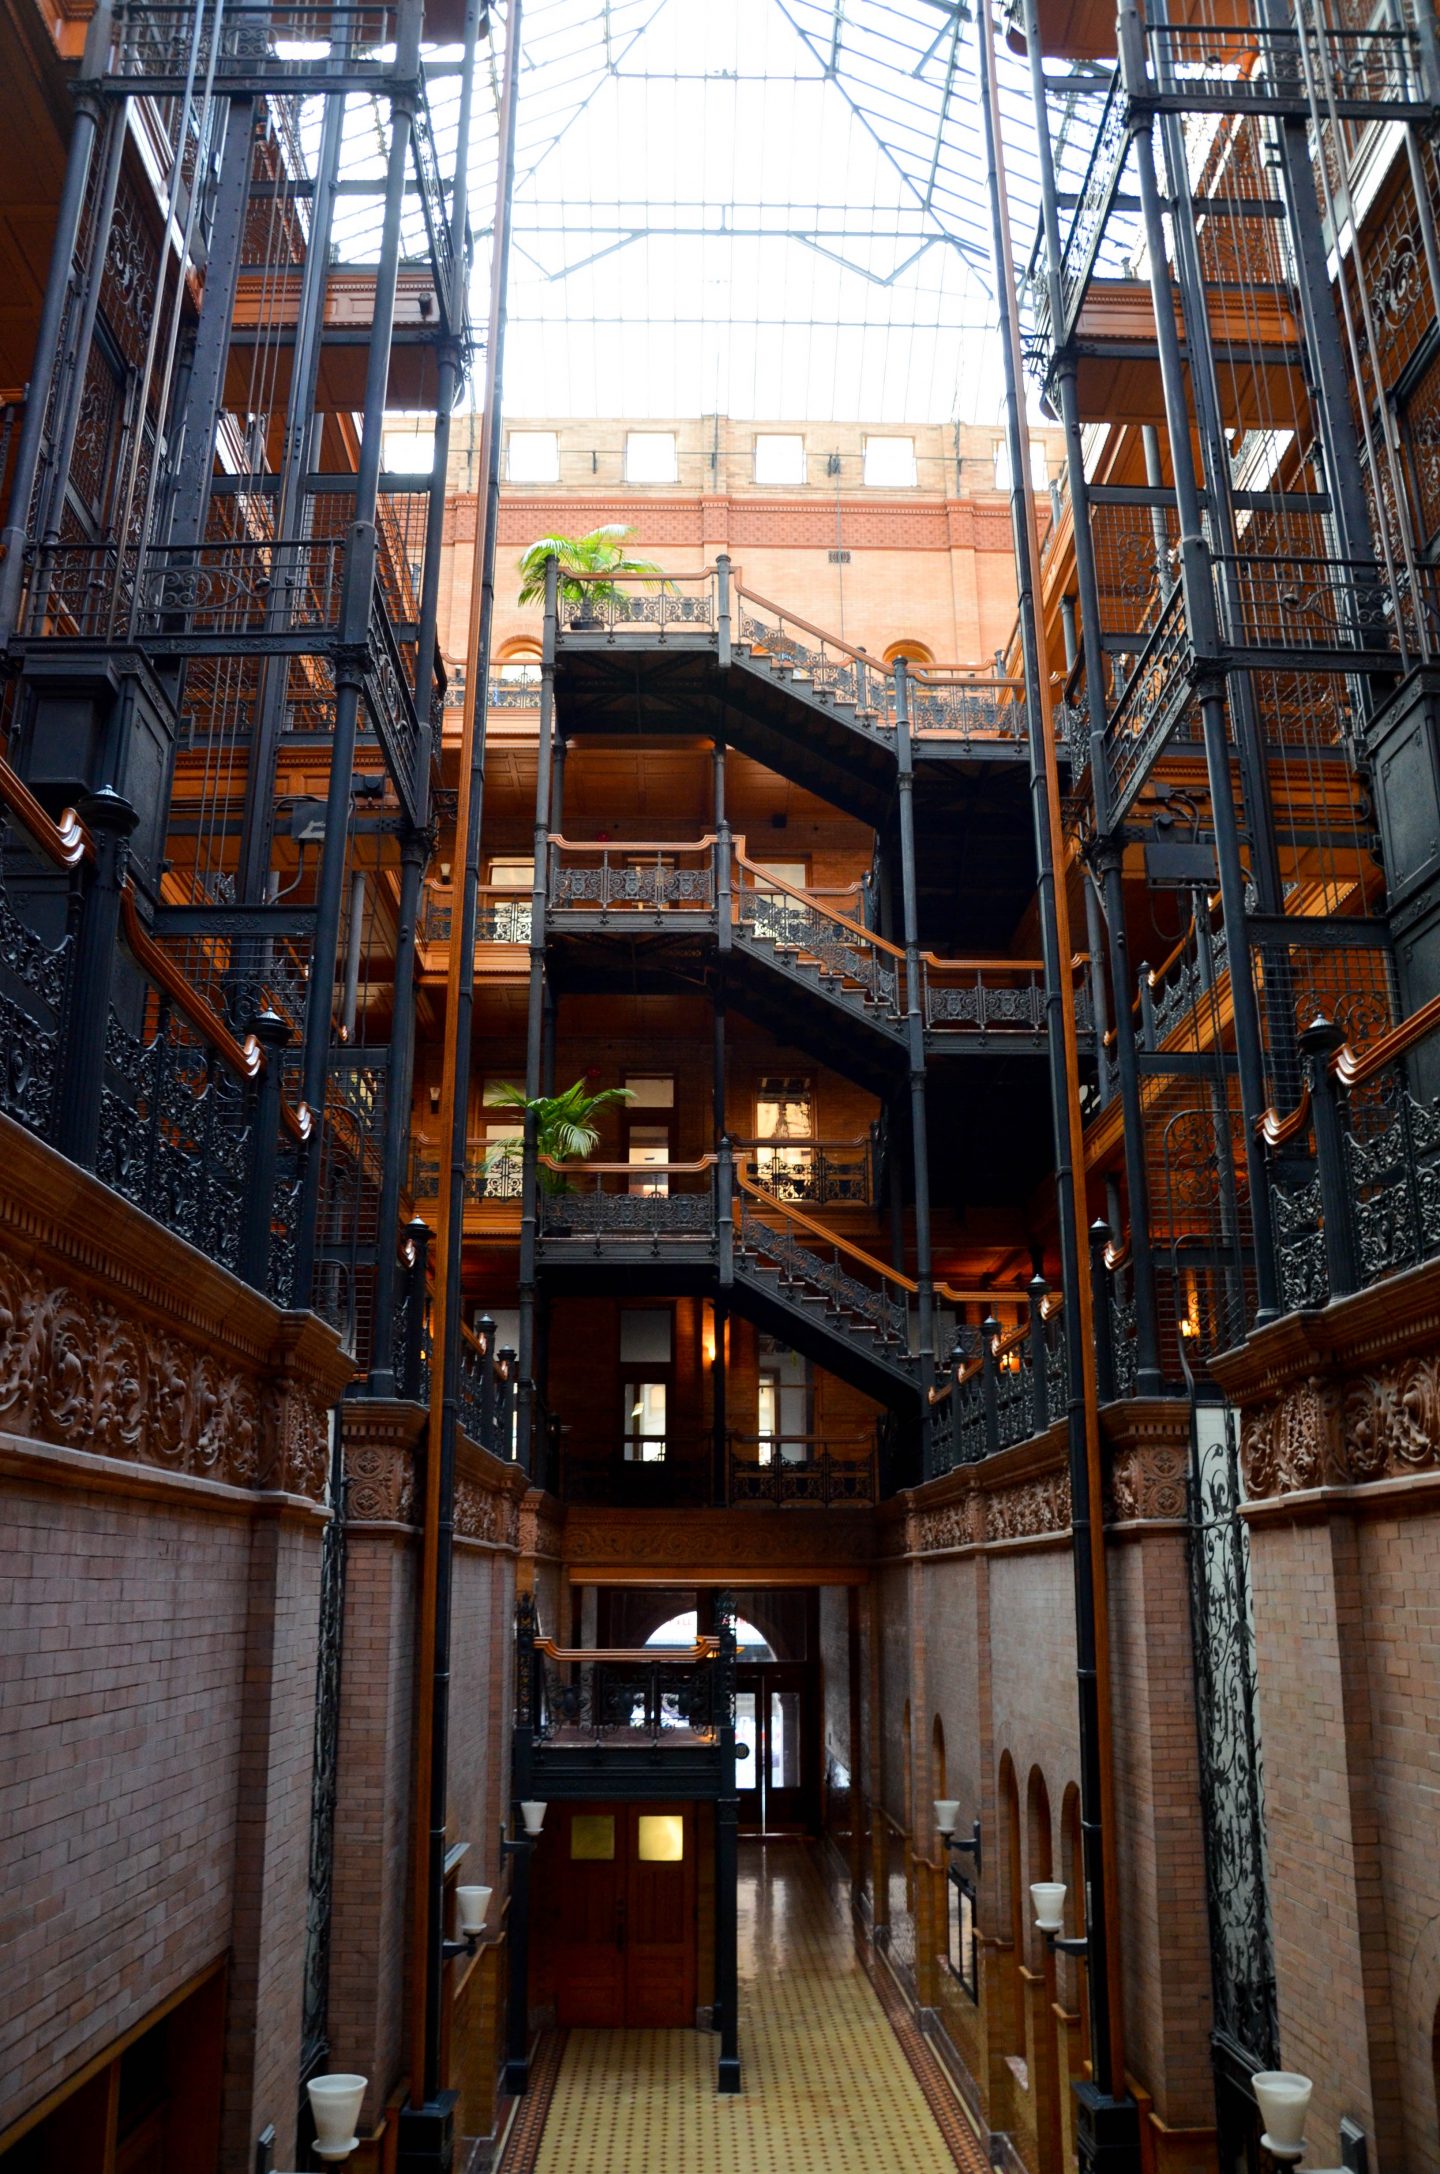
[993,439,1050,492]
[624,1074,676,1108]
[637,1815,685,1862]
[622,1380,668,1461]
[625,430,677,483]
[863,436,917,487]
[507,429,559,482]
[381,423,435,474]
[754,433,806,485]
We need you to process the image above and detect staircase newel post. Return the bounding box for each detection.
[1300,1015,1358,1300]
[399,1217,431,1402]
[981,1315,1001,1459]
[1028,1272,1051,1434]
[240,1008,290,1294]
[476,1313,497,1455]
[716,552,732,669]
[1089,1221,1117,1405]
[717,1136,734,1287]
[55,788,140,1170]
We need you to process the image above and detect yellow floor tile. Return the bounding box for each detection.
[532,1845,969,2174]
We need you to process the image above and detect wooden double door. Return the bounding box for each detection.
[546,1801,697,2028]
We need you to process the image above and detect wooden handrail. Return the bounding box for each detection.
[734,1163,918,1293]
[735,1135,871,1153]
[0,757,88,867]
[532,1636,721,1664]
[120,883,261,1080]
[548,832,719,855]
[1258,1085,1311,1147]
[731,836,907,960]
[1334,990,1440,1088]
[538,1153,718,1175]
[733,581,886,673]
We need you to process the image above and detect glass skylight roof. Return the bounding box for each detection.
[325,0,1140,429]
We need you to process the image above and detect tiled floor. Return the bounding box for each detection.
[516,1843,986,2174]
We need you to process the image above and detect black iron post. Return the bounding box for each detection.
[400,1218,432,1403]
[977,5,1138,2153]
[476,1314,498,1453]
[1089,1222,1117,1407]
[715,1594,741,2092]
[980,1315,1001,1459]
[893,660,934,1391]
[55,789,139,1169]
[240,1009,291,1292]
[1028,1274,1051,1433]
[1018,0,1161,1394]
[1120,1,1279,1323]
[1300,1017,1358,1301]
[0,2,111,641]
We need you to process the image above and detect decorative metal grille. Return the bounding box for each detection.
[1187,1403,1278,2074]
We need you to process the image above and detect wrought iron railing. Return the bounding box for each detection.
[418,886,531,945]
[1029,68,1130,354]
[105,0,406,87]
[1144,18,1422,116]
[932,1290,1070,1474]
[516,1605,736,1747]
[556,569,717,634]
[548,837,716,913]
[1260,1006,1440,1314]
[409,1142,521,1204]
[727,1435,878,1507]
[736,1138,875,1208]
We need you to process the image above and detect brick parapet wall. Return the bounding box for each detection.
[0,1118,351,2159]
[1213,1263,1440,2171]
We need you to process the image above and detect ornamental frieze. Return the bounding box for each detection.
[1240,1356,1440,1498]
[1106,1440,1188,1523]
[0,1251,330,1498]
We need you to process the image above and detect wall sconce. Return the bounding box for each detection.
[934,1801,981,1876]
[1030,1881,1088,1956]
[1251,2073,1314,2164]
[307,2077,368,2164]
[502,1800,547,1854]
[444,1884,492,1962]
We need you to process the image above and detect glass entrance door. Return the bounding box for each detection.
[734,1663,817,1832]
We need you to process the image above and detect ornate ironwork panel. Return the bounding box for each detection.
[1187,1403,1278,2073]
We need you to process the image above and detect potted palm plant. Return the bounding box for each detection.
[483,1077,635,1213]
[516,524,669,629]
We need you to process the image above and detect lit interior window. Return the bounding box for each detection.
[637,1815,685,1862]
[570,1814,615,1860]
[863,436,917,487]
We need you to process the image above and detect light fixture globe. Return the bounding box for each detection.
[519,1799,547,1837]
[457,1884,492,1938]
[1030,1881,1067,1934]
[933,1799,960,1839]
[306,2073,367,2162]
[1251,2071,1313,2162]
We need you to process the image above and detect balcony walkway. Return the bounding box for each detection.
[505,1843,986,2174]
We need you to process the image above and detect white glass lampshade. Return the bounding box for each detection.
[933,1799,960,1838]
[306,2073,367,2162]
[1030,1880,1067,1933]
[520,1799,547,1837]
[456,1884,492,1937]
[1251,2072,1313,2161]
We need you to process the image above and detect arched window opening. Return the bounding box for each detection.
[883,638,934,669]
[645,1609,774,1661]
[1026,1767,1053,1972]
[998,1752,1025,2056]
[932,1714,947,1801]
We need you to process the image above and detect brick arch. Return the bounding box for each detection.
[883,638,935,667]
[932,1713,947,1800]
[1026,1765,1055,1970]
[998,1751,1025,2055]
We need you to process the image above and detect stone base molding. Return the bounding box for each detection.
[0,1111,350,1500]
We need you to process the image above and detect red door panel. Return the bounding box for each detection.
[551,1803,624,2026]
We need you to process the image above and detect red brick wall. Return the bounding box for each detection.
[0,1475,259,2130]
